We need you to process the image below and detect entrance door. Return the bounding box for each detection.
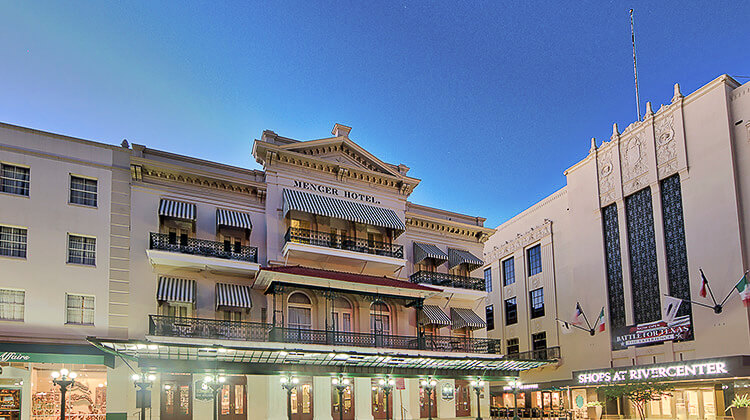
[371,379,393,420]
[331,382,354,420]
[455,380,471,417]
[219,376,246,420]
[419,387,438,418]
[290,378,313,420]
[161,375,192,420]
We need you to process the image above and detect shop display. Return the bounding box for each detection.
[0,388,20,420]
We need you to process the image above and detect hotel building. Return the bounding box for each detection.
[0,122,556,419]
[483,75,750,419]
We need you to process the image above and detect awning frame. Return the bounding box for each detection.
[447,248,484,271]
[216,208,253,232]
[451,307,487,331]
[413,242,449,265]
[419,304,452,327]
[157,276,197,304]
[159,198,197,222]
[216,283,253,311]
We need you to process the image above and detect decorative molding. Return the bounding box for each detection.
[620,132,649,196]
[655,114,678,178]
[485,220,552,261]
[405,215,493,243]
[597,148,616,207]
[138,164,266,201]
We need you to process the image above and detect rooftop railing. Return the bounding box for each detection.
[409,270,486,291]
[149,232,258,263]
[148,315,559,360]
[284,227,404,259]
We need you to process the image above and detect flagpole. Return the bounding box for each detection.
[663,294,716,311]
[630,9,641,121]
[699,268,719,306]
[719,270,750,307]
[555,318,590,333]
[578,302,594,331]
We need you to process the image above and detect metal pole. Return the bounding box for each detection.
[141,405,146,420]
[59,385,66,420]
[213,388,218,420]
[476,387,483,420]
[338,387,344,420]
[630,9,641,121]
[427,388,433,420]
[513,387,520,420]
[385,389,391,420]
[287,388,293,420]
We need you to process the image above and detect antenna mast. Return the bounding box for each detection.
[630,9,641,121]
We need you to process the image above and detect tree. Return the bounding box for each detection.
[600,382,673,420]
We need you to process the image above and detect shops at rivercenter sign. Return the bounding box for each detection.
[576,360,729,384]
[293,180,382,204]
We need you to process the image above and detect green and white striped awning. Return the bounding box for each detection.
[216,209,253,231]
[419,304,452,327]
[282,188,406,232]
[159,199,196,221]
[215,283,252,310]
[157,277,196,304]
[447,248,484,271]
[413,242,448,265]
[451,307,486,330]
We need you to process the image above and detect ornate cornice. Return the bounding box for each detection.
[405,214,494,243]
[485,220,552,261]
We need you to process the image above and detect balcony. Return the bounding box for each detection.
[409,270,485,291]
[282,228,406,275]
[146,315,563,360]
[146,232,260,276]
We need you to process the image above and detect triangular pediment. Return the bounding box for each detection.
[280,137,400,176]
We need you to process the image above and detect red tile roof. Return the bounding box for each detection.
[261,266,441,292]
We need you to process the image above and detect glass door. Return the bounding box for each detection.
[161,375,192,420]
[419,387,437,418]
[219,376,246,420]
[331,382,354,420]
[371,379,392,420]
[290,378,313,420]
[455,380,471,417]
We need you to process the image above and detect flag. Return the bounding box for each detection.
[699,270,709,298]
[662,295,682,323]
[572,303,583,325]
[735,273,750,307]
[557,319,573,334]
[594,307,606,333]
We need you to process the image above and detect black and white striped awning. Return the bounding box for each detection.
[282,188,406,232]
[159,199,196,221]
[413,242,448,265]
[451,307,486,330]
[216,209,253,231]
[419,304,452,327]
[156,277,196,304]
[447,248,484,271]
[215,283,252,310]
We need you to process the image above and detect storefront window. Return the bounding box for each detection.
[31,366,107,418]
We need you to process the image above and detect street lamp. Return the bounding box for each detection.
[201,374,226,420]
[377,376,396,420]
[331,374,351,420]
[132,373,157,420]
[51,369,77,420]
[280,374,299,420]
[508,380,522,420]
[469,378,486,420]
[420,377,438,420]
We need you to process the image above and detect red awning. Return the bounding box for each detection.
[261,265,440,293]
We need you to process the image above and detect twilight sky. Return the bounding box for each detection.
[1,1,748,227]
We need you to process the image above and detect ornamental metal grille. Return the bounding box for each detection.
[625,187,662,324]
[660,174,692,320]
[602,204,626,328]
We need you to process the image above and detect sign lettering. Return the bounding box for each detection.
[0,352,31,362]
[576,360,729,385]
[293,180,381,204]
[611,315,692,350]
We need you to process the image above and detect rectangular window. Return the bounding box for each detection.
[532,331,547,350]
[66,294,95,325]
[527,244,542,276]
[67,235,96,265]
[0,164,30,196]
[0,289,24,321]
[484,268,492,292]
[530,288,545,318]
[485,305,495,331]
[69,175,98,207]
[0,225,27,258]
[626,187,661,324]
[502,257,515,286]
[504,297,517,325]
[506,338,519,356]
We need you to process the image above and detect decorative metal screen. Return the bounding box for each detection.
[602,204,626,327]
[661,174,692,320]
[625,187,661,324]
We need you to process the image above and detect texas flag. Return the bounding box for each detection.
[572,303,584,325]
[699,271,709,298]
[594,307,606,333]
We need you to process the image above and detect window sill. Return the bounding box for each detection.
[0,254,27,261]
[66,262,97,268]
[65,322,95,327]
[68,201,99,209]
[0,318,24,323]
[0,191,30,198]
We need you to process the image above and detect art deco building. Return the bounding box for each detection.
[483,75,750,419]
[0,122,556,419]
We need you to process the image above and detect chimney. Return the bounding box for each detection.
[332,123,352,138]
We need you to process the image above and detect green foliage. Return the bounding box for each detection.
[600,382,673,420]
[585,401,605,407]
[727,394,750,410]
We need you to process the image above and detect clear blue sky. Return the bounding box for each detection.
[1,2,748,227]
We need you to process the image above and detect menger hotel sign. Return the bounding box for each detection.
[293,180,381,204]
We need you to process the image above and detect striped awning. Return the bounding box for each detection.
[216,209,253,231]
[282,188,406,232]
[451,307,486,330]
[215,283,252,310]
[156,277,196,304]
[159,199,196,221]
[413,242,448,265]
[419,304,452,327]
[447,248,484,271]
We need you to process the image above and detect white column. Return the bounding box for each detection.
[105,361,133,419]
[314,376,334,420]
[353,377,373,420]
[435,379,455,419]
[398,378,421,420]
[249,374,281,420]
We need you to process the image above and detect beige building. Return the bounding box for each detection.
[0,121,555,420]
[484,75,750,419]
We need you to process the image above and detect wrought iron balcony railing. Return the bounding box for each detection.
[284,227,404,259]
[147,315,563,360]
[409,270,486,291]
[149,232,258,263]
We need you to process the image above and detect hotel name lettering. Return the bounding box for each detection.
[577,361,729,384]
[293,180,381,204]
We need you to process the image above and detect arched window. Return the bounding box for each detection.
[332,297,353,332]
[369,301,390,335]
[288,292,312,330]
